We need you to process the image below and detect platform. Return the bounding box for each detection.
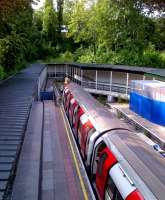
[12,101,94,200]
[109,103,165,149]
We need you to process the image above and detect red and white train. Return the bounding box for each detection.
[63,82,165,200]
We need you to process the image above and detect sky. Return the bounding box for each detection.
[32,0,44,10]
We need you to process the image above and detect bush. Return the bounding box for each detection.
[0,65,5,80]
[43,51,74,63]
[0,34,26,72]
[61,51,74,62]
[73,46,165,68]
[140,49,165,67]
[75,48,95,63]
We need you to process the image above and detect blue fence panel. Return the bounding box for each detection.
[151,99,165,126]
[130,92,165,126]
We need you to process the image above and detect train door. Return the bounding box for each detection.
[95,148,117,200]
[68,99,78,126]
[81,125,94,159]
[86,130,100,168]
[77,114,94,158]
[63,88,69,104]
[64,91,70,110]
[91,140,107,179]
[72,104,79,127]
[78,114,88,147]
[105,176,124,200]
[68,97,75,121]
[66,94,73,115]
[73,106,84,139]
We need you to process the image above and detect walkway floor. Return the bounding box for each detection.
[110,103,165,149]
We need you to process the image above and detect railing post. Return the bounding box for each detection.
[81,69,83,87]
[143,75,146,80]
[110,71,112,92]
[73,67,75,82]
[55,65,56,78]
[38,78,40,100]
[65,64,68,77]
[96,70,98,90]
[70,65,72,79]
[126,73,129,95]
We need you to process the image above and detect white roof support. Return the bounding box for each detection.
[96,70,98,90]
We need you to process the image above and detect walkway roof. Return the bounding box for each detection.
[47,63,165,78]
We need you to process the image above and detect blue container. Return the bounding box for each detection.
[130,92,165,126]
[40,91,54,100]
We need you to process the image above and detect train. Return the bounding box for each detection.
[62,82,165,200]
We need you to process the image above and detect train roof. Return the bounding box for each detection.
[66,83,129,132]
[104,130,165,200]
[66,83,165,199]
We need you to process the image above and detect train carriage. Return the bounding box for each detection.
[63,82,165,200]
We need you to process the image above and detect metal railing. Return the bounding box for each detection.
[46,71,130,97]
[81,80,130,95]
[37,67,47,100]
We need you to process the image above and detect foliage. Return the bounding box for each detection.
[0,0,33,74]
[42,51,74,63]
[65,0,165,68]
[42,0,58,45]
[0,34,26,71]
[0,0,165,81]
[0,65,5,80]
[0,0,61,79]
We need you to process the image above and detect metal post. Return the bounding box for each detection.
[71,66,73,80]
[143,75,146,80]
[76,67,78,83]
[110,71,113,92]
[38,78,40,100]
[68,65,71,78]
[55,65,56,78]
[73,67,76,82]
[96,70,98,90]
[126,73,129,95]
[81,69,83,87]
[65,65,68,77]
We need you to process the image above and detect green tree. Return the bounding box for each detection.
[0,0,33,72]
[42,0,57,45]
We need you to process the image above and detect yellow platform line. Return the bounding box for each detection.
[60,108,89,200]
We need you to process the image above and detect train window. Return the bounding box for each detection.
[105,178,115,200]
[105,177,124,200]
[98,153,107,176]
[114,190,123,200]
[78,120,83,133]
[73,105,79,125]
[97,143,107,158]
[87,128,95,144]
[93,142,107,175]
[86,128,96,152]
[68,97,73,111]
[66,93,71,103]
